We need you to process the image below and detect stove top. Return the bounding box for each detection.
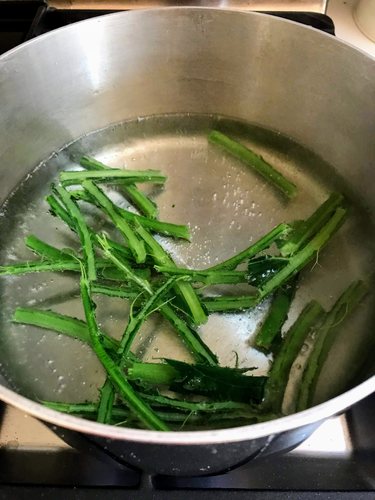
[0,2,374,498]
[0,394,374,496]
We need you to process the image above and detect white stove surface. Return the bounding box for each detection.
[328,0,375,57]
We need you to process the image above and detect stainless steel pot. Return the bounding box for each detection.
[0,8,374,476]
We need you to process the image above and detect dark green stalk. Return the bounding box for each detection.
[155,265,248,285]
[118,276,184,358]
[254,280,297,352]
[0,258,112,276]
[71,189,190,241]
[209,130,297,199]
[262,300,325,413]
[208,223,291,271]
[126,361,177,384]
[82,180,146,264]
[0,259,85,276]
[96,276,183,421]
[25,235,76,262]
[135,223,208,326]
[12,307,119,352]
[47,194,134,262]
[97,240,217,364]
[46,194,75,230]
[91,283,138,300]
[60,168,166,186]
[80,271,169,431]
[43,400,275,425]
[97,235,153,293]
[296,281,367,412]
[130,359,267,404]
[99,266,151,282]
[52,184,97,281]
[203,208,346,313]
[279,193,345,256]
[203,294,258,313]
[139,393,253,412]
[80,155,158,219]
[97,379,115,424]
[258,208,347,301]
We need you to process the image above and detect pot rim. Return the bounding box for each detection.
[0,375,374,445]
[0,7,374,445]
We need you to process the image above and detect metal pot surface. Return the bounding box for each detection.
[0,8,374,475]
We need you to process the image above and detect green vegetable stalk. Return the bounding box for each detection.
[80,155,159,219]
[209,130,297,199]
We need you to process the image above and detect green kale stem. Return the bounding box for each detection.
[127,361,178,384]
[155,265,248,285]
[91,283,138,300]
[43,400,277,425]
[80,155,158,219]
[46,194,134,262]
[97,235,217,365]
[25,235,76,262]
[208,130,297,199]
[0,257,112,277]
[204,208,347,313]
[258,208,347,299]
[135,223,208,326]
[203,294,258,313]
[80,270,169,431]
[208,223,291,271]
[96,276,184,422]
[279,193,345,256]
[82,180,146,264]
[254,280,297,352]
[12,307,119,352]
[60,168,166,186]
[139,393,254,412]
[52,184,97,281]
[71,189,191,241]
[296,280,367,412]
[0,260,85,276]
[118,276,184,359]
[97,379,115,424]
[129,359,267,404]
[262,300,325,413]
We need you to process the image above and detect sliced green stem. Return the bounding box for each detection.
[155,265,248,285]
[118,276,185,359]
[25,235,76,262]
[297,280,368,412]
[13,307,119,352]
[280,193,345,256]
[255,280,297,352]
[82,180,146,264]
[203,295,258,313]
[52,184,97,281]
[91,283,138,300]
[60,168,166,186]
[80,155,159,219]
[80,271,169,431]
[204,209,346,313]
[71,189,190,241]
[208,223,291,271]
[263,300,325,413]
[258,208,347,301]
[97,379,115,424]
[0,259,84,276]
[209,130,297,199]
[135,223,207,326]
[47,194,134,262]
